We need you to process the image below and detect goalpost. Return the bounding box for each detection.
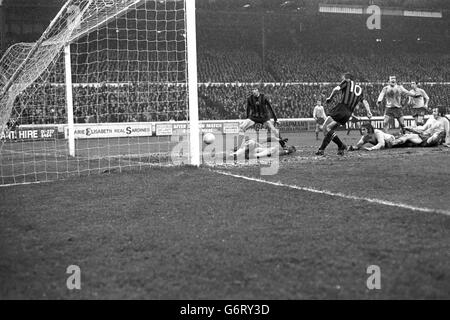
[0,0,200,185]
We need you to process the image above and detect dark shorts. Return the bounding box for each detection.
[419,131,446,147]
[249,116,270,124]
[316,118,325,125]
[329,103,352,125]
[412,108,427,118]
[385,107,403,119]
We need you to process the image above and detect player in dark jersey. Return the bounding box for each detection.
[346,84,375,135]
[315,73,373,156]
[238,87,287,149]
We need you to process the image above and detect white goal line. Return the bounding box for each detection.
[213,170,450,217]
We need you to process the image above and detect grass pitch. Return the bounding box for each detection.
[0,131,449,299]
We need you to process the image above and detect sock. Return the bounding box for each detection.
[319,131,334,150]
[332,134,345,149]
[278,135,286,147]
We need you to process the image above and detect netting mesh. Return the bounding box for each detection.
[0,0,191,185]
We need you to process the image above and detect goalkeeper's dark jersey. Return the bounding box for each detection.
[246,94,277,124]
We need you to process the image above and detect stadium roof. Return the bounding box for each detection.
[319,0,450,10]
[2,0,64,7]
[199,0,450,10]
[2,0,450,11]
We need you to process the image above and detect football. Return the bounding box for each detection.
[203,132,215,145]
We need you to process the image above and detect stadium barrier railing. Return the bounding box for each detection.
[1,116,436,142]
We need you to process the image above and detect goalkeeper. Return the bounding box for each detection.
[238,87,288,149]
[231,136,296,160]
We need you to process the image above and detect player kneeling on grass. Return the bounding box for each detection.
[347,123,396,151]
[231,136,296,160]
[391,106,450,148]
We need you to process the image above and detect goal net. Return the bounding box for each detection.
[0,0,200,185]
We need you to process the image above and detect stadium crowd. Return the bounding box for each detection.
[4,2,449,125]
[63,45,449,84]
[12,81,450,125]
[13,83,189,125]
[265,49,449,83]
[10,39,450,124]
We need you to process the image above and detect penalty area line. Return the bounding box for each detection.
[213,170,450,217]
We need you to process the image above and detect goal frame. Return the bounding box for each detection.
[2,0,200,166]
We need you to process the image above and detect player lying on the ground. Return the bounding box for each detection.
[231,136,296,160]
[347,123,396,151]
[391,106,450,148]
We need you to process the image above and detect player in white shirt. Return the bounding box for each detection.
[231,136,296,160]
[407,81,429,126]
[377,76,421,134]
[391,106,449,147]
[347,123,396,151]
[313,99,327,140]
